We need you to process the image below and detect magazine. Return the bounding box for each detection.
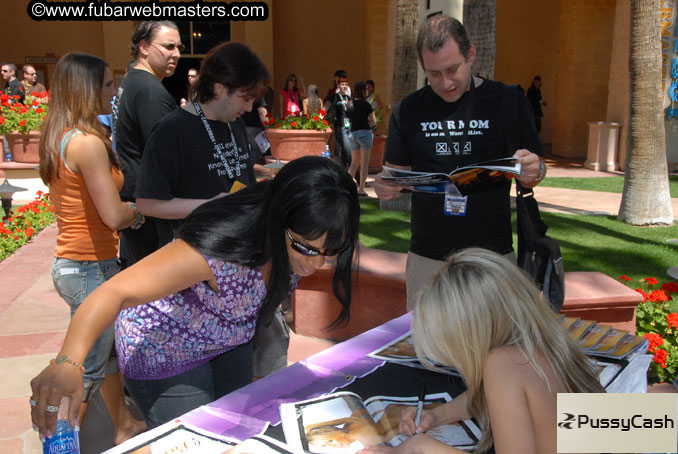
[366,332,460,376]
[380,157,521,193]
[123,423,237,454]
[280,391,481,453]
[566,319,596,342]
[224,434,298,453]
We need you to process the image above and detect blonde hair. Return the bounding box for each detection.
[412,248,604,453]
[39,52,117,184]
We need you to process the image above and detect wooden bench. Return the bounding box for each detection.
[292,248,645,340]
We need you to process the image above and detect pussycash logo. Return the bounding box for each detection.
[558,412,675,432]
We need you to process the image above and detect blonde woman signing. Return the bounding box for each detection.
[360,248,604,454]
[38,52,146,443]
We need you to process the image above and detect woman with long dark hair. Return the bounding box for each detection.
[348,81,377,196]
[38,52,145,443]
[278,72,305,116]
[30,156,360,435]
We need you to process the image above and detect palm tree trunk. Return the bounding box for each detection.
[463,0,496,79]
[390,0,419,105]
[618,0,674,224]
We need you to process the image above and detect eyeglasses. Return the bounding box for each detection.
[24,73,36,76]
[286,229,349,257]
[0,70,9,73]
[153,42,185,53]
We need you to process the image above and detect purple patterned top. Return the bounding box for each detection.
[115,255,300,380]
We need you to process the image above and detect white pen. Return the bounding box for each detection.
[414,382,427,433]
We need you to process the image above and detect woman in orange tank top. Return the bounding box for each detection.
[37,52,145,444]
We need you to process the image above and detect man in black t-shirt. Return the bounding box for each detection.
[114,21,181,265]
[374,15,547,309]
[1,63,25,104]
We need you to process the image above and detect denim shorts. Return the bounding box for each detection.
[51,257,120,401]
[349,129,373,151]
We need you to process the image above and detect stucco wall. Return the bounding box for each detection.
[495,0,559,147]
[551,0,616,158]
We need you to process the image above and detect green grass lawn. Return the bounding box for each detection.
[539,175,678,198]
[359,198,677,285]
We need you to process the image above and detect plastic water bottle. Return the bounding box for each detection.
[42,397,80,454]
[323,144,331,158]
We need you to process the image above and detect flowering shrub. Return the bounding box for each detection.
[0,192,55,261]
[621,275,678,383]
[264,109,330,131]
[0,92,49,135]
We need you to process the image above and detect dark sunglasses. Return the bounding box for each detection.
[286,229,349,257]
[154,42,185,52]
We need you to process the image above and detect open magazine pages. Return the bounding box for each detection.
[280,391,480,453]
[380,157,521,192]
[366,332,460,376]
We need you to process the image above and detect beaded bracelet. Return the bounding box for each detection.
[50,355,85,374]
[129,203,144,230]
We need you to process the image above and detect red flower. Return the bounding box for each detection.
[313,115,319,121]
[35,107,43,114]
[19,106,29,114]
[32,99,39,106]
[667,313,678,330]
[0,116,5,125]
[291,121,297,128]
[644,332,664,352]
[635,288,649,301]
[653,349,669,368]
[323,119,329,125]
[318,109,327,116]
[19,119,26,127]
[619,275,631,281]
[25,227,34,238]
[644,277,659,285]
[12,95,20,100]
[648,290,669,303]
[660,282,678,293]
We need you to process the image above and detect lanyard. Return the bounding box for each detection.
[193,100,241,180]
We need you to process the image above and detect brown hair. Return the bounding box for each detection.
[39,52,117,184]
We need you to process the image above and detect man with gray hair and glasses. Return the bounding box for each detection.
[114,20,182,266]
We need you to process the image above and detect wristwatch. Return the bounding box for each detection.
[537,159,547,181]
[129,203,144,230]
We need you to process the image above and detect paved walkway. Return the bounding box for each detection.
[1,158,676,453]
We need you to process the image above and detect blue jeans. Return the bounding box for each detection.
[349,129,373,151]
[123,342,253,428]
[51,257,120,401]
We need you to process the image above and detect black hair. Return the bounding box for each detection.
[192,42,270,103]
[334,69,347,78]
[129,21,178,59]
[176,156,360,329]
[353,81,368,100]
[366,79,375,87]
[284,73,299,93]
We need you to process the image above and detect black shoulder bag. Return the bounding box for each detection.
[503,85,565,312]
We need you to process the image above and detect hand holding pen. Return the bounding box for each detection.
[414,382,426,433]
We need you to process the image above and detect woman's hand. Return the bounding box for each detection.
[30,362,84,440]
[359,433,455,454]
[399,406,437,436]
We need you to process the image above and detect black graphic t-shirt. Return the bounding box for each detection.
[135,109,256,247]
[349,99,374,131]
[385,79,542,260]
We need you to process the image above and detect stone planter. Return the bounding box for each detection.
[5,131,40,163]
[267,128,332,161]
[369,134,387,173]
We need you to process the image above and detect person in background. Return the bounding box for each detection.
[180,67,199,107]
[114,20,181,266]
[30,156,360,433]
[347,81,377,196]
[323,69,351,111]
[21,64,48,103]
[303,84,323,116]
[279,73,305,117]
[37,52,146,445]
[525,75,547,134]
[365,79,384,110]
[360,248,605,454]
[1,62,25,104]
[329,76,353,168]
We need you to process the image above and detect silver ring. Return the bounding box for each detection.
[45,405,59,413]
[29,398,38,407]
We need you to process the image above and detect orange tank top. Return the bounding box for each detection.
[50,129,123,260]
